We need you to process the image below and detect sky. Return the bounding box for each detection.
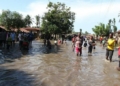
[0,0,120,33]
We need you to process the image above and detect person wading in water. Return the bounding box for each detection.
[72,35,76,52]
[75,33,83,56]
[88,36,96,55]
[106,33,115,62]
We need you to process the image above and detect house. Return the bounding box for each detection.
[24,27,40,33]
[0,26,40,38]
[0,26,6,32]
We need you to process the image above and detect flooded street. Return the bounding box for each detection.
[0,40,120,86]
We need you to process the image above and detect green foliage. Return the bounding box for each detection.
[92,23,110,36]
[24,15,32,27]
[0,10,25,30]
[112,18,117,33]
[35,15,40,28]
[84,31,89,35]
[113,25,117,33]
[92,18,118,36]
[41,2,75,34]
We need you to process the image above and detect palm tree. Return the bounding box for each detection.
[108,19,112,32]
[113,18,116,26]
[35,15,40,28]
[24,15,32,27]
[112,18,117,34]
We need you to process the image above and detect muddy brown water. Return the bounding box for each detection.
[0,40,120,86]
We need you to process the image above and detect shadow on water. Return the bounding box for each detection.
[0,67,36,86]
[21,49,29,55]
[0,41,63,64]
[41,45,63,54]
[112,59,119,62]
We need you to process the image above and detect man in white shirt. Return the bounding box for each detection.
[18,32,22,49]
[54,40,57,45]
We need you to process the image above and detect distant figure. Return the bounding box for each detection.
[43,39,46,46]
[102,38,106,47]
[88,36,96,55]
[6,34,12,51]
[72,35,76,51]
[58,39,61,45]
[100,36,103,44]
[46,40,51,49]
[64,39,67,46]
[28,31,34,47]
[10,31,16,46]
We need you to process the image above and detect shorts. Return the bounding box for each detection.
[75,47,80,53]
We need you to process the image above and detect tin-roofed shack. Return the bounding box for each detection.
[0,26,6,32]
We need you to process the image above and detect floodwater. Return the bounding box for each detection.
[0,40,120,86]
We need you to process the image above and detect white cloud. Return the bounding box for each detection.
[70,2,120,20]
[27,2,48,17]
[21,1,120,22]
[0,0,120,32]
[20,1,48,18]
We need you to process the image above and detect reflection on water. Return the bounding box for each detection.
[0,41,120,86]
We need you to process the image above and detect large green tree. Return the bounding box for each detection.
[92,23,109,36]
[41,2,75,35]
[0,10,25,30]
[11,11,25,29]
[0,10,12,30]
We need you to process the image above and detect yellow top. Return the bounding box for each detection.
[107,38,115,50]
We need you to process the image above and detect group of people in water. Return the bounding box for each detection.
[1,30,120,71]
[0,31,34,51]
[72,33,96,56]
[71,32,120,71]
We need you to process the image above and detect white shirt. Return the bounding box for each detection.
[54,40,57,43]
[18,34,21,41]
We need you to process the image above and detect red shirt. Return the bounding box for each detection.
[118,47,120,56]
